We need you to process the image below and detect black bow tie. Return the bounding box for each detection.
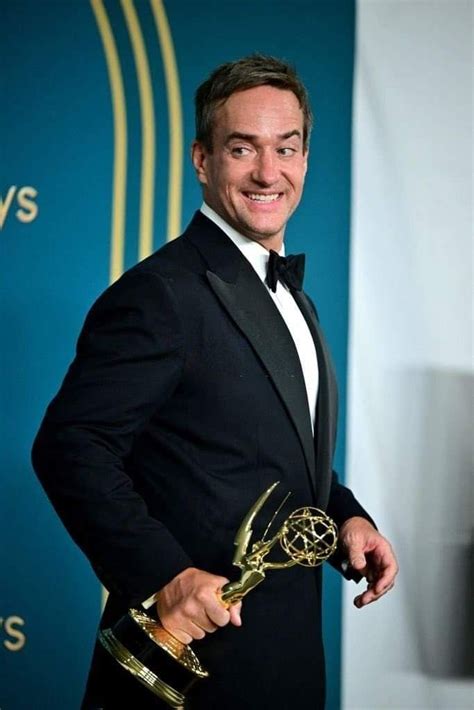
[266,250,305,292]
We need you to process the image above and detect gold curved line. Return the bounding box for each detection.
[90,0,127,284]
[90,1,127,611]
[121,0,155,261]
[150,0,183,242]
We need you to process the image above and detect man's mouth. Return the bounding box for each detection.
[244,192,282,203]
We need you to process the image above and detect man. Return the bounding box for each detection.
[32,55,397,708]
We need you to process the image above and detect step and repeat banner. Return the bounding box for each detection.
[1,1,356,708]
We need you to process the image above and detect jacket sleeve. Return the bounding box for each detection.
[32,270,193,607]
[326,469,377,581]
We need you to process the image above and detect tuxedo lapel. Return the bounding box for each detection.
[185,212,316,488]
[292,290,338,510]
[207,269,316,484]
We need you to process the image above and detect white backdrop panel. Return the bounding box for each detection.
[343,1,473,708]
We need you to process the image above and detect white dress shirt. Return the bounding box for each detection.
[201,202,319,431]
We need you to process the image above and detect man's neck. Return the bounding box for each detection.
[200,202,284,254]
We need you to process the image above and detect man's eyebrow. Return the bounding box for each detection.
[224,130,302,144]
[225,132,257,143]
[279,130,302,140]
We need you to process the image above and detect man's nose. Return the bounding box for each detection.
[251,151,279,185]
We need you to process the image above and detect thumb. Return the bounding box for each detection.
[348,546,367,572]
[229,601,242,627]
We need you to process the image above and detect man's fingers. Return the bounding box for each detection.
[213,589,242,626]
[196,616,220,634]
[339,518,398,609]
[155,568,246,645]
[354,580,395,608]
[374,554,399,594]
[373,570,396,595]
[161,622,195,645]
[229,601,242,627]
[206,597,231,628]
[367,544,398,595]
[354,546,398,607]
[161,608,220,641]
[156,567,239,643]
[169,629,193,644]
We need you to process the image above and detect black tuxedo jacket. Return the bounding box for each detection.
[33,212,371,709]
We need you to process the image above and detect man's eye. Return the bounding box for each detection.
[231,146,251,156]
[278,147,296,156]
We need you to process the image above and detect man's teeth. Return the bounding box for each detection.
[246,193,280,202]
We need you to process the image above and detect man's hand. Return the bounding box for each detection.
[156,567,242,644]
[339,517,398,608]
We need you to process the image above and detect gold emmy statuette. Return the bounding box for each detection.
[99,482,338,708]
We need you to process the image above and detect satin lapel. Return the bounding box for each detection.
[292,290,338,510]
[206,266,316,484]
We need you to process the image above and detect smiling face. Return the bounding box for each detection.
[192,85,308,251]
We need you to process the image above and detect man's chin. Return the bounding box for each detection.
[237,219,286,244]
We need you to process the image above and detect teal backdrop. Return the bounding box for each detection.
[1,1,355,707]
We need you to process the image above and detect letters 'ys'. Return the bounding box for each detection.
[0,185,38,230]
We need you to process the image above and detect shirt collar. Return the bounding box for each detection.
[200,202,285,283]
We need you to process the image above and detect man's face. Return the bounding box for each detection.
[192,85,308,249]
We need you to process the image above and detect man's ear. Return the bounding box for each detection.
[191,141,208,186]
[303,148,309,176]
